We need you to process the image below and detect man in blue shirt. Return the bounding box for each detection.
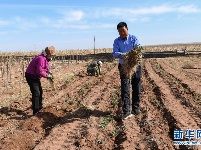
[113,22,142,120]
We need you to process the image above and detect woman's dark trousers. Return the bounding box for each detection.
[26,76,43,115]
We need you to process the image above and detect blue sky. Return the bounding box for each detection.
[0,0,201,52]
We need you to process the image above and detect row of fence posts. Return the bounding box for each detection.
[0,54,90,88]
[0,59,27,86]
[0,48,113,89]
[54,55,86,63]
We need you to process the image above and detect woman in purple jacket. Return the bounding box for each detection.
[25,46,56,115]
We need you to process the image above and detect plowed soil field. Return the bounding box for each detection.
[0,50,201,150]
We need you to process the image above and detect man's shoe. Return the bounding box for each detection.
[132,108,140,115]
[33,111,39,115]
[122,113,133,120]
[39,106,43,111]
[33,109,39,115]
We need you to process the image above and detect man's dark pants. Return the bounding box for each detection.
[118,63,142,115]
[25,76,43,114]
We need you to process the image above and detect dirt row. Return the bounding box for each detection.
[144,59,200,150]
[0,57,201,149]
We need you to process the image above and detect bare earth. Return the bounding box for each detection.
[0,50,201,150]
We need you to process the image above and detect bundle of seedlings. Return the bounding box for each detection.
[122,45,143,79]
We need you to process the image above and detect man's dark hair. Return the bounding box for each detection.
[117,22,128,30]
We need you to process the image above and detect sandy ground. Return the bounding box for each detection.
[0,51,201,150]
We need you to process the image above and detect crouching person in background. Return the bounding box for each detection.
[87,60,103,76]
[25,46,56,115]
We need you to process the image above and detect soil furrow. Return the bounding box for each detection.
[34,62,121,149]
[151,59,201,128]
[144,59,200,150]
[165,57,201,82]
[159,58,201,94]
[0,62,116,150]
[135,64,175,149]
[1,50,201,149]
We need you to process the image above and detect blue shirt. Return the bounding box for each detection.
[113,34,139,64]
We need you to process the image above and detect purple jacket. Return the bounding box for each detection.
[26,54,50,79]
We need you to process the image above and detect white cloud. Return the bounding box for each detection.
[58,10,84,22]
[51,10,85,28]
[140,17,150,22]
[1,4,200,30]
[40,16,51,24]
[0,31,7,35]
[96,4,200,17]
[53,22,89,29]
[0,20,11,26]
[99,23,114,28]
[69,11,84,21]
[127,18,137,22]
[13,16,38,28]
[0,17,38,29]
[177,5,200,13]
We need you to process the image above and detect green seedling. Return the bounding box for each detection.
[97,139,103,144]
[78,87,85,95]
[85,82,91,88]
[99,115,114,128]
